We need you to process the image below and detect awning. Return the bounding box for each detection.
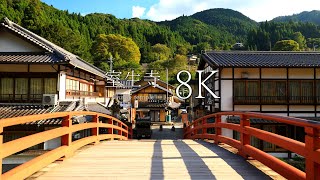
[168,101,181,109]
[136,109,150,112]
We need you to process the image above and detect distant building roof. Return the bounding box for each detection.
[202,51,320,68]
[0,101,111,125]
[0,18,109,79]
[131,83,174,95]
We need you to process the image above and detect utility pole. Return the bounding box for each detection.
[108,56,113,72]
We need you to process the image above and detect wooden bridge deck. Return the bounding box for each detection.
[32,140,270,180]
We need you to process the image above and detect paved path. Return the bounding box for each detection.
[34,140,270,180]
[151,123,184,140]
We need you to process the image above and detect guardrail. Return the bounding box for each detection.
[0,111,131,179]
[184,112,320,180]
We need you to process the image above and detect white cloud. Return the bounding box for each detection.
[145,0,320,22]
[132,6,146,18]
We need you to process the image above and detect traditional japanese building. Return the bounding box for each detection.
[131,79,182,122]
[0,18,119,150]
[198,51,320,153]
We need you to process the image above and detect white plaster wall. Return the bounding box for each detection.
[234,68,259,78]
[0,31,42,52]
[289,68,313,79]
[289,113,315,117]
[289,105,315,111]
[234,105,260,111]
[58,71,66,101]
[264,113,287,117]
[262,105,287,111]
[221,115,233,138]
[221,80,233,111]
[44,137,61,150]
[0,64,28,72]
[261,68,286,79]
[96,97,105,103]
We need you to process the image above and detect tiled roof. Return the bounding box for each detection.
[0,52,63,64]
[138,102,167,108]
[0,18,109,79]
[85,103,111,115]
[227,116,279,124]
[0,105,53,119]
[0,101,79,125]
[202,51,320,68]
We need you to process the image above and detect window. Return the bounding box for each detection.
[261,81,286,103]
[0,78,13,100]
[262,125,287,152]
[234,80,259,103]
[44,78,57,94]
[15,78,28,100]
[30,78,43,101]
[289,80,313,103]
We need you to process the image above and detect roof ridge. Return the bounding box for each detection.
[205,50,320,54]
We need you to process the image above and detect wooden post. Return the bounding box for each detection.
[125,126,129,139]
[238,115,250,159]
[193,121,198,139]
[305,127,320,180]
[92,115,100,145]
[215,115,221,144]
[181,113,188,125]
[202,118,207,140]
[61,115,73,158]
[108,118,113,140]
[118,122,122,136]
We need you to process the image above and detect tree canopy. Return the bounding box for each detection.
[273,40,300,51]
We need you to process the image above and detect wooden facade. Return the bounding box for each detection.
[197,51,320,153]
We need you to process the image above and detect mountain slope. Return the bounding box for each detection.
[272,10,320,25]
[191,8,258,36]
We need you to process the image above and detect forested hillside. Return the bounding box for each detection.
[273,10,320,25]
[1,0,320,81]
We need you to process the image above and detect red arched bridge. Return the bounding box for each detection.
[0,111,319,179]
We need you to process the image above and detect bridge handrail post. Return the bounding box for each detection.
[202,117,207,140]
[238,114,250,159]
[107,118,113,140]
[193,121,198,139]
[92,114,100,144]
[117,121,122,137]
[214,114,221,144]
[61,115,73,158]
[305,127,320,180]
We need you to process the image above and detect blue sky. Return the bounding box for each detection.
[41,0,320,22]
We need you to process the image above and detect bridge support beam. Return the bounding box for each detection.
[61,115,73,158]
[238,115,250,159]
[305,127,320,180]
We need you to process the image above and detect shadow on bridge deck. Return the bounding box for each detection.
[31,140,270,180]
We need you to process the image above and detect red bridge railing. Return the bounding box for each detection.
[0,111,132,179]
[184,112,320,180]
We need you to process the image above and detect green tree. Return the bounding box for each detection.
[91,34,141,72]
[273,40,300,51]
[292,32,306,50]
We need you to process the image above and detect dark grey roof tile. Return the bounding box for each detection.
[203,51,320,67]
